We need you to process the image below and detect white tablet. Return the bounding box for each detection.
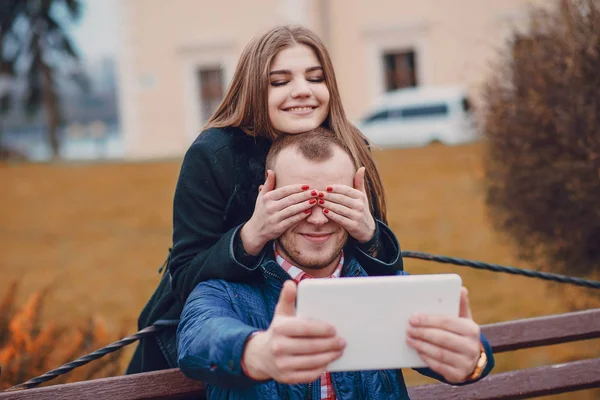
[296,273,462,372]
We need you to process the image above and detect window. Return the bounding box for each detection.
[197,67,224,122]
[462,97,472,112]
[401,104,448,118]
[364,103,449,123]
[383,51,417,91]
[364,110,389,123]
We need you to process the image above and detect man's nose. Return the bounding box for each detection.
[306,205,328,225]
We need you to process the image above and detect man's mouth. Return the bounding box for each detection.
[300,233,332,243]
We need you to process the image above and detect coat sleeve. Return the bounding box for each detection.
[353,220,404,276]
[177,280,262,388]
[169,141,262,305]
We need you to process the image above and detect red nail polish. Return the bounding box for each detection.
[311,190,317,196]
[324,208,329,214]
[302,185,309,190]
[318,199,324,205]
[317,192,324,198]
[326,186,333,192]
[305,209,312,214]
[309,199,317,205]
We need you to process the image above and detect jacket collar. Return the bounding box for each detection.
[259,243,366,284]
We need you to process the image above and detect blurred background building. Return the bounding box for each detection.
[117,0,554,159]
[0,0,557,160]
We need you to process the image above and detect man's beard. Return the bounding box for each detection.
[276,232,347,271]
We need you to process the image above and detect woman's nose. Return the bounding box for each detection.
[290,79,311,98]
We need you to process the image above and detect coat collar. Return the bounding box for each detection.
[259,243,366,284]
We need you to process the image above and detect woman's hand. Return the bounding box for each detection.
[317,167,376,243]
[241,170,317,255]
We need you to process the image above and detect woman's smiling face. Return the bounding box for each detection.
[268,44,330,134]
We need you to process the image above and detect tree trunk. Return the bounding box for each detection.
[40,60,61,160]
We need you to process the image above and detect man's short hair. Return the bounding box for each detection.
[266,127,355,172]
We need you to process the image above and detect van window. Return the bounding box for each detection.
[400,104,448,118]
[365,110,389,123]
[363,102,451,124]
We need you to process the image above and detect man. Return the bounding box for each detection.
[177,128,494,399]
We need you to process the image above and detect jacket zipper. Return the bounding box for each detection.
[267,263,365,400]
[263,267,287,283]
[380,371,392,392]
[331,374,341,400]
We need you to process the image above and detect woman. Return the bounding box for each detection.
[126,25,403,374]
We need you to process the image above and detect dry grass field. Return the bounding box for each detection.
[1,142,599,398]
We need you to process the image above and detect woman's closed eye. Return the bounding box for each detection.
[270,80,289,87]
[270,77,325,87]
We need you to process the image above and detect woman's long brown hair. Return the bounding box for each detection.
[205,25,388,223]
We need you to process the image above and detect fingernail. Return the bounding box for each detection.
[309,199,317,205]
[302,185,310,190]
[305,209,311,214]
[317,192,324,198]
[409,315,419,325]
[338,338,347,347]
[318,199,324,205]
[311,190,317,196]
[326,186,333,192]
[324,208,329,214]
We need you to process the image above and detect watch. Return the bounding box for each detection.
[465,343,488,381]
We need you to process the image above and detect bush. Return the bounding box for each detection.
[0,282,123,389]
[482,0,600,277]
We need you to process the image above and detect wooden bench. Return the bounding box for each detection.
[1,309,599,400]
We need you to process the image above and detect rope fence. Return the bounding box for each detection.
[4,251,600,391]
[402,251,600,289]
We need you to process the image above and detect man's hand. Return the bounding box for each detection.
[406,287,482,383]
[242,281,347,383]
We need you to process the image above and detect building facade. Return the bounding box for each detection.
[116,0,554,159]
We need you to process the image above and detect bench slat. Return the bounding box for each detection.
[0,369,205,400]
[1,309,599,400]
[407,358,600,400]
[482,308,600,353]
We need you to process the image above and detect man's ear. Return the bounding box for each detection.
[353,167,367,194]
[262,169,276,193]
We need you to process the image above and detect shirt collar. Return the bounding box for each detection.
[273,242,343,283]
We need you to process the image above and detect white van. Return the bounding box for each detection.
[357,86,479,148]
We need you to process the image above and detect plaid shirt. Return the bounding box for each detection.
[274,243,344,400]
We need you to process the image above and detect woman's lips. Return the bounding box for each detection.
[300,233,332,243]
[282,106,317,116]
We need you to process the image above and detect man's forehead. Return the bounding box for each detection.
[273,147,355,188]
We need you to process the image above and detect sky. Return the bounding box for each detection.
[67,0,119,62]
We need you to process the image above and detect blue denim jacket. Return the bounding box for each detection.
[177,250,494,400]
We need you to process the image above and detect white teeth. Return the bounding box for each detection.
[286,107,314,112]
